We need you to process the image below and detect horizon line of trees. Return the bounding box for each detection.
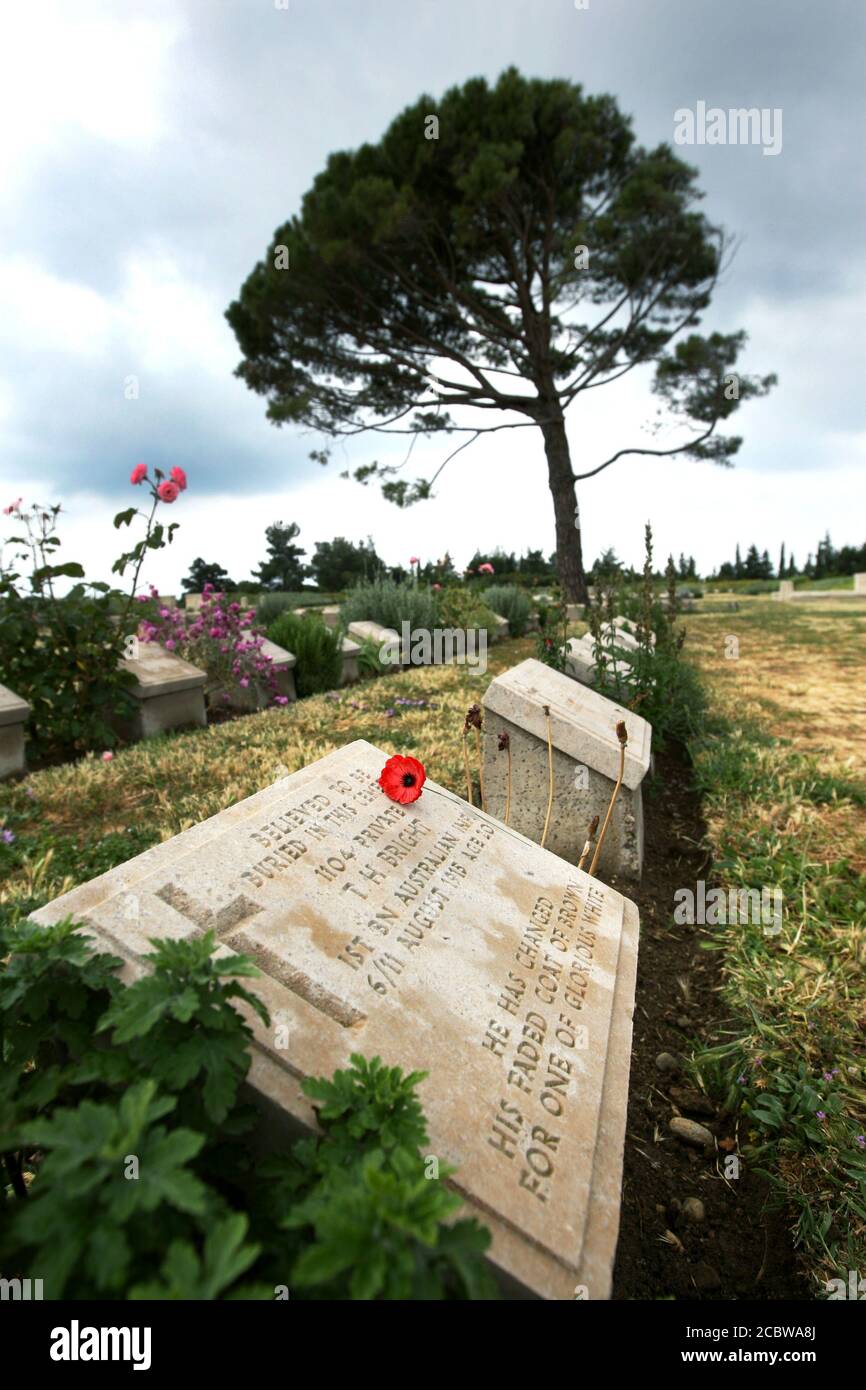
[180,525,866,596]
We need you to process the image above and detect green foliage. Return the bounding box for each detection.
[250,521,307,591]
[97,931,269,1127]
[0,579,137,760]
[307,536,382,591]
[0,920,497,1300]
[436,585,499,636]
[0,498,179,759]
[253,591,340,627]
[264,1056,498,1300]
[586,524,707,748]
[535,598,569,671]
[181,558,237,593]
[483,584,531,637]
[342,577,440,631]
[267,612,343,697]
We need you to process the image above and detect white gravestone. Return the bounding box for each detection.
[30,739,639,1301]
[482,659,651,882]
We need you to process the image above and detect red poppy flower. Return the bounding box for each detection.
[379,754,426,804]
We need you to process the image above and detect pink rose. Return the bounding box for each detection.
[479,562,495,574]
[130,464,147,485]
[157,480,179,503]
[169,466,188,491]
[102,751,114,762]
[164,638,176,650]
[3,498,22,514]
[432,582,441,590]
[409,556,419,565]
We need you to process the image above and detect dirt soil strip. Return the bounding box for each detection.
[610,746,809,1301]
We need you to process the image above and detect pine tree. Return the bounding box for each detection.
[778,542,786,580]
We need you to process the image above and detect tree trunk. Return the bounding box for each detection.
[540,414,588,603]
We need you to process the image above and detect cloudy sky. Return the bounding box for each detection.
[1,0,864,592]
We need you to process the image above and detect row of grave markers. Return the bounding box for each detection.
[26,651,651,1298]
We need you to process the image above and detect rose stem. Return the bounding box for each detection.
[589,721,628,877]
[577,814,600,873]
[462,733,474,807]
[540,705,554,849]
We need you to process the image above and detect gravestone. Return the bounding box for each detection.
[481,659,651,881]
[854,573,866,596]
[118,643,207,739]
[612,615,655,647]
[0,682,30,779]
[29,738,639,1301]
[347,620,401,665]
[563,635,597,686]
[340,636,361,685]
[776,580,794,601]
[185,592,203,612]
[488,612,510,642]
[320,606,342,629]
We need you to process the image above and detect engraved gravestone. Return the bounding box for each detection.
[29,739,638,1300]
[481,659,651,881]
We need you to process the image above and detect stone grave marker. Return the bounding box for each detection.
[854,573,866,596]
[775,580,794,601]
[347,619,401,665]
[0,682,30,778]
[219,638,298,711]
[117,643,207,739]
[30,738,639,1300]
[482,658,651,881]
[339,636,361,685]
[562,635,597,686]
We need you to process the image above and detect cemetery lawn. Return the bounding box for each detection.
[2,602,864,1300]
[686,598,866,1292]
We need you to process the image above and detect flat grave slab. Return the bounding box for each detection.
[30,738,638,1299]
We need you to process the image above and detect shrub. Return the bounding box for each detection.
[0,918,496,1300]
[482,584,531,637]
[140,585,289,711]
[268,613,343,698]
[0,478,185,760]
[436,586,499,637]
[254,592,338,627]
[342,578,440,632]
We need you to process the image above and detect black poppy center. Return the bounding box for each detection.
[402,773,416,787]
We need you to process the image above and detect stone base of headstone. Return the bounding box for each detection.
[488,612,509,642]
[29,738,640,1301]
[482,659,651,882]
[320,605,341,629]
[117,644,207,740]
[340,637,361,685]
[0,683,30,779]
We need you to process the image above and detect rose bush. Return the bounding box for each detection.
[139,584,289,711]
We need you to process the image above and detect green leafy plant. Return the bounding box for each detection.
[0,479,184,759]
[267,612,343,698]
[342,577,439,632]
[436,585,499,638]
[0,920,497,1300]
[482,584,531,637]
